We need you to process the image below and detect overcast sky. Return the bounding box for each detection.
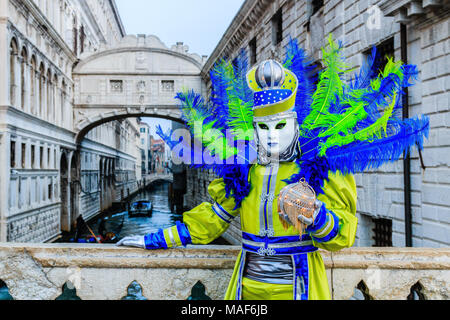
[115,0,245,57]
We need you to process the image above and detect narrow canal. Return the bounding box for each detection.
[59,181,183,243]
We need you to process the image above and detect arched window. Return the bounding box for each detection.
[9,38,18,107]
[39,63,45,118]
[30,56,37,114]
[47,69,52,120]
[61,79,67,127]
[53,74,58,123]
[20,47,28,111]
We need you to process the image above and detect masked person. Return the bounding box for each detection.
[117,37,428,300]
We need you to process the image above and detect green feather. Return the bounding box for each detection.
[224,62,254,141]
[317,57,406,154]
[318,91,398,155]
[300,35,349,136]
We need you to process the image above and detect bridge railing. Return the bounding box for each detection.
[0,243,448,300]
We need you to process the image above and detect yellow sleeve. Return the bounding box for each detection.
[312,171,358,251]
[181,178,240,244]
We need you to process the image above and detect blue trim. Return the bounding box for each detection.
[215,202,234,220]
[306,205,327,233]
[242,232,312,243]
[293,253,309,300]
[312,211,340,243]
[144,229,168,250]
[175,221,192,246]
[242,232,317,255]
[211,203,232,224]
[253,89,293,107]
[236,250,246,300]
[242,243,317,255]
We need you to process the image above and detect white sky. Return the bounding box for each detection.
[115,0,245,136]
[115,0,245,57]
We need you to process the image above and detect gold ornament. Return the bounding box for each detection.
[277,178,316,237]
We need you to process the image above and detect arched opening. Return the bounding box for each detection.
[349,280,374,300]
[9,38,18,107]
[61,80,67,127]
[60,152,70,232]
[46,69,52,121]
[20,47,28,111]
[38,63,45,118]
[75,113,184,145]
[70,154,79,230]
[53,74,58,123]
[0,280,13,300]
[30,56,37,115]
[407,281,426,300]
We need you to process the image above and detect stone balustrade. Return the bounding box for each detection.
[0,243,448,300]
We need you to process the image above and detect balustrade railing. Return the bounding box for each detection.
[0,243,448,300]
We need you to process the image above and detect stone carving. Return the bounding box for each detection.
[135,52,148,70]
[136,80,146,92]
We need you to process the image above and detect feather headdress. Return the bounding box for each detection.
[157,35,429,207]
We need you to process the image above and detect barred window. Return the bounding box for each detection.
[110,80,123,93]
[372,218,392,247]
[161,80,174,93]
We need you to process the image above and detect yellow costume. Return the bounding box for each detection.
[120,38,427,301]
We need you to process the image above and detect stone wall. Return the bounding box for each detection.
[0,243,448,300]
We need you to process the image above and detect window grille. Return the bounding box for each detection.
[372,218,392,247]
[110,80,123,93]
[161,80,174,93]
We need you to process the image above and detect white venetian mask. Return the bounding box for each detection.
[254,117,298,158]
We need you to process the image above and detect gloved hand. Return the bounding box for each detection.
[116,235,146,249]
[116,222,192,250]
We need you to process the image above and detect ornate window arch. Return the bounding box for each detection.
[9,38,18,106]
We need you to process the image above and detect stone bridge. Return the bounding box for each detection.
[141,173,173,187]
[0,244,448,300]
[72,34,206,143]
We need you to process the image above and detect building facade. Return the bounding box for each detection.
[138,121,151,175]
[0,0,143,242]
[195,0,450,247]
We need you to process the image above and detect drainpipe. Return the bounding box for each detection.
[400,23,412,247]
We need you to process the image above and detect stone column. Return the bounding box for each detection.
[25,62,31,113]
[0,133,11,241]
[0,4,9,107]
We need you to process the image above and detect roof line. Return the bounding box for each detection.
[109,0,126,37]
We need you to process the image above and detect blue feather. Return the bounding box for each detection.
[324,116,429,174]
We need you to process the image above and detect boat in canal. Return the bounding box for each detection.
[129,199,153,217]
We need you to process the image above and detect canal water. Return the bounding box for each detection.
[60,181,183,243]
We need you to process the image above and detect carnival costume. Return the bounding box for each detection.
[117,36,429,300]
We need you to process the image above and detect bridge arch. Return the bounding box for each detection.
[75,111,184,144]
